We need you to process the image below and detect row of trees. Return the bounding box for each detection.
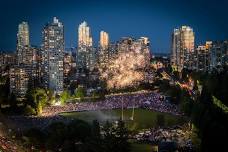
[0,77,102,115]
[25,86,89,115]
[23,119,130,152]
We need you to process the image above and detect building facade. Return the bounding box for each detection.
[17,22,30,65]
[10,65,29,100]
[42,17,64,94]
[210,40,228,71]
[30,46,42,88]
[9,21,32,99]
[171,26,194,71]
[77,21,96,71]
[78,21,92,48]
[193,41,212,72]
[0,52,16,68]
[99,31,109,67]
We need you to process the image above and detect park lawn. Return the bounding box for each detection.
[61,108,186,131]
[131,143,152,152]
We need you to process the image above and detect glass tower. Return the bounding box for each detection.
[171,26,194,71]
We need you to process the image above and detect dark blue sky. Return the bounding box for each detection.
[0,0,227,53]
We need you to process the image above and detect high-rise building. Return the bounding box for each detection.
[64,51,73,79]
[17,22,30,65]
[78,21,92,48]
[100,31,109,50]
[0,52,16,67]
[171,26,194,71]
[0,52,16,76]
[42,17,64,94]
[10,65,29,100]
[88,47,97,71]
[31,46,42,88]
[16,22,32,83]
[77,21,95,71]
[99,31,109,67]
[210,40,228,71]
[194,41,212,72]
[10,22,32,99]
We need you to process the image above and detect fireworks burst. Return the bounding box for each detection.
[100,46,149,89]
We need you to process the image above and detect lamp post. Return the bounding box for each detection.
[121,100,123,121]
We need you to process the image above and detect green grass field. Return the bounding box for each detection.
[131,143,152,152]
[61,108,186,130]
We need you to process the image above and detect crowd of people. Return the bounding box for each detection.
[8,92,181,130]
[0,136,19,152]
[134,125,193,150]
[42,92,181,116]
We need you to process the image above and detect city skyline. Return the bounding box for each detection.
[0,1,227,151]
[0,0,228,52]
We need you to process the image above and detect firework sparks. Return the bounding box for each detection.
[100,47,148,89]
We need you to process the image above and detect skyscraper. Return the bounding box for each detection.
[194,41,212,72]
[99,31,109,67]
[42,17,64,94]
[78,21,92,48]
[171,26,194,71]
[100,31,109,50]
[10,22,32,99]
[210,40,228,71]
[77,21,95,71]
[16,22,31,65]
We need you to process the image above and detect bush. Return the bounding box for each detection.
[24,128,45,148]
[23,105,36,115]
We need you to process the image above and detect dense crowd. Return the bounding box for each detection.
[134,126,193,150]
[0,136,19,152]
[42,92,181,116]
[8,92,181,130]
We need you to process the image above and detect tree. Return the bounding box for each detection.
[103,121,116,151]
[46,122,67,151]
[69,81,78,94]
[28,88,48,115]
[60,90,70,105]
[36,100,43,115]
[46,89,55,105]
[67,119,92,142]
[115,120,130,152]
[23,105,36,115]
[91,120,101,139]
[8,92,17,108]
[190,124,201,152]
[24,128,45,148]
[0,76,10,98]
[75,86,86,99]
[86,120,103,152]
[103,120,130,152]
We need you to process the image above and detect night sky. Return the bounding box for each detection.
[0,0,227,53]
